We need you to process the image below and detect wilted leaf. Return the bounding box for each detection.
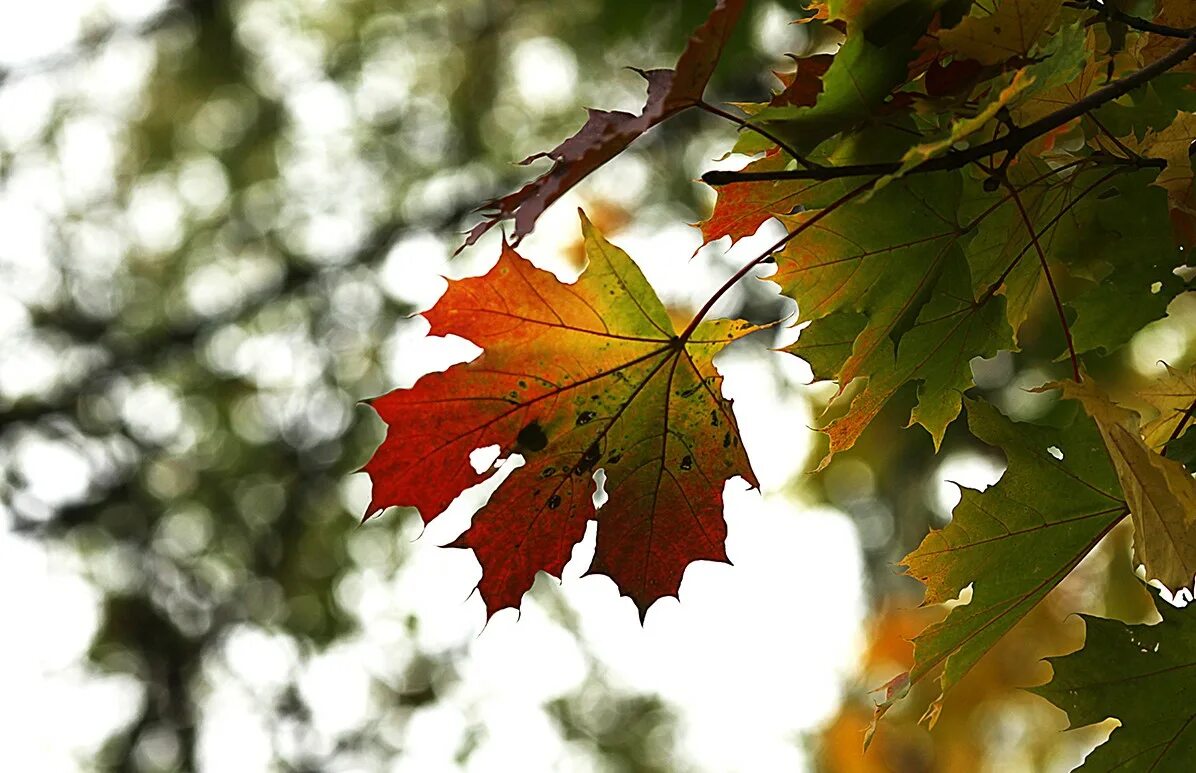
[364,212,758,619]
[462,0,746,249]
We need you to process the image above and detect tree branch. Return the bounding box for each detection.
[1080,1,1196,39]
[702,35,1196,187]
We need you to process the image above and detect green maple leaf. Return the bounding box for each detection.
[774,171,1013,459]
[1036,603,1196,771]
[875,398,1127,728]
[961,164,1182,353]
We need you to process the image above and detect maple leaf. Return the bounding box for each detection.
[731,0,945,156]
[773,170,1012,460]
[1134,111,1196,238]
[1050,378,1196,593]
[938,0,1063,66]
[364,212,759,619]
[460,0,746,250]
[874,398,1126,732]
[770,54,835,109]
[1035,604,1196,771]
[962,163,1181,352]
[1138,0,1196,75]
[1139,363,1196,453]
[698,151,833,246]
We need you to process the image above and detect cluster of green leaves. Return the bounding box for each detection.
[366,0,1196,761]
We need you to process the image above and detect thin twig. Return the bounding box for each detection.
[696,100,817,169]
[702,35,1196,186]
[1003,180,1082,381]
[678,178,879,341]
[1086,112,1138,160]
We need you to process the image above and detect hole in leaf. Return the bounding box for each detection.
[592,468,608,509]
[470,445,501,473]
[1047,446,1064,461]
[1151,281,1162,294]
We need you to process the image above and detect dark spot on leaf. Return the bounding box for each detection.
[982,176,1000,192]
[518,380,528,388]
[711,410,720,427]
[540,466,556,478]
[576,410,597,425]
[607,452,622,464]
[547,494,561,510]
[723,431,732,448]
[576,441,601,475]
[680,383,702,398]
[515,422,548,453]
[680,455,693,471]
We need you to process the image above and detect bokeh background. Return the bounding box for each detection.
[2,0,1192,770]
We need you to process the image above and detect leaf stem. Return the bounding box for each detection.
[696,100,817,169]
[702,35,1196,186]
[1162,399,1196,457]
[1002,180,1082,382]
[677,178,878,342]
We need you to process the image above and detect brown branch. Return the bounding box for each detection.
[696,100,817,169]
[1162,399,1196,458]
[1003,181,1082,382]
[1080,1,1196,39]
[702,35,1196,187]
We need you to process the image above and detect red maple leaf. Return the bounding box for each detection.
[365,212,759,619]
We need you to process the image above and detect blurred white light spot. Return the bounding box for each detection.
[929,451,1005,521]
[15,436,92,508]
[511,37,577,112]
[1130,321,1188,376]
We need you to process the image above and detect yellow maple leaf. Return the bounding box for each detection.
[939,0,1063,66]
[1139,364,1196,451]
[1138,0,1196,74]
[1052,378,1196,593]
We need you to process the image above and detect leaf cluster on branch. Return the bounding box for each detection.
[363,0,1196,759]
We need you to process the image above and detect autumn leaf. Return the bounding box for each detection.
[961,163,1181,352]
[364,212,759,619]
[1050,378,1196,593]
[698,151,830,246]
[461,0,746,250]
[1138,0,1196,74]
[732,0,945,156]
[1139,363,1196,452]
[874,398,1126,731]
[773,170,1012,459]
[1035,604,1196,771]
[938,0,1063,66]
[770,54,835,109]
[1135,111,1196,227]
